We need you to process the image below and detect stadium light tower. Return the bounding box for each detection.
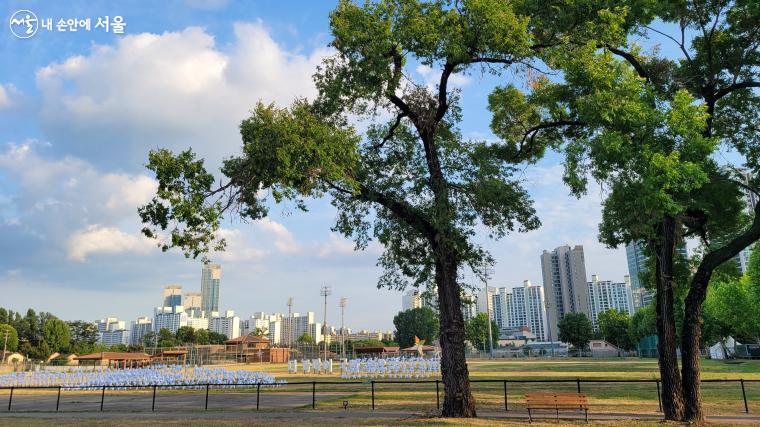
[320,286,332,360]
[339,297,348,359]
[287,297,294,349]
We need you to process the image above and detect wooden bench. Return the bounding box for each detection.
[525,392,589,422]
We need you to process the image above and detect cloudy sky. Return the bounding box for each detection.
[1,0,639,331]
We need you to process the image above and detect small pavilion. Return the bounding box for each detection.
[75,352,152,368]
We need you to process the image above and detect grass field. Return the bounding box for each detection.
[1,358,758,417]
[149,357,760,415]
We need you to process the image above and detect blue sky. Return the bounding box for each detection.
[0,0,651,330]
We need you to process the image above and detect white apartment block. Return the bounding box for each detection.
[209,310,240,339]
[587,275,635,329]
[154,306,188,334]
[95,317,128,346]
[129,316,153,346]
[503,281,548,341]
[402,290,423,311]
[186,316,209,330]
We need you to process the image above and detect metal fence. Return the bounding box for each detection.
[1,378,757,414]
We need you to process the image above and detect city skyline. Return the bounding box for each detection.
[0,1,633,331]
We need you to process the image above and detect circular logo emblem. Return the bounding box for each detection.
[9,10,39,39]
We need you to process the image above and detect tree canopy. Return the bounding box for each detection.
[393,307,439,348]
[464,312,499,351]
[557,312,593,351]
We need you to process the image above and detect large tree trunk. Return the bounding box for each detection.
[434,241,477,417]
[650,216,684,420]
[681,287,706,422]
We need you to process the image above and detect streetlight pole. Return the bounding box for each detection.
[339,298,347,359]
[483,268,495,359]
[545,299,554,357]
[320,286,331,361]
[1,329,8,364]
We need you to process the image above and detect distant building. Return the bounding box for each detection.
[163,285,183,309]
[184,292,203,318]
[540,245,591,337]
[129,316,152,346]
[201,263,221,316]
[95,317,128,346]
[209,310,240,340]
[154,306,188,334]
[503,281,549,341]
[586,275,634,329]
[402,290,423,311]
[186,316,209,331]
[626,241,688,310]
[734,169,757,274]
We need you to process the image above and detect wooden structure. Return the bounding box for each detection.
[354,346,400,358]
[400,345,437,355]
[75,352,152,368]
[151,349,188,365]
[224,335,289,363]
[1,352,24,365]
[525,392,589,422]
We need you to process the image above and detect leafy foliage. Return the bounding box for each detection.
[557,312,593,351]
[0,324,19,352]
[393,307,439,348]
[597,309,635,350]
[464,312,499,351]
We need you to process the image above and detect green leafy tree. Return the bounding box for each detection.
[705,278,760,343]
[464,312,499,352]
[43,319,71,355]
[352,339,386,348]
[0,309,8,325]
[67,321,100,355]
[157,328,179,348]
[194,328,210,345]
[597,309,634,351]
[748,245,760,303]
[251,327,268,337]
[557,313,593,352]
[142,331,157,348]
[208,332,228,345]
[296,333,314,345]
[629,303,656,345]
[0,324,19,352]
[393,307,439,348]
[175,326,196,344]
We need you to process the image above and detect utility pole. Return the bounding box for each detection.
[320,286,331,360]
[1,329,8,364]
[339,298,347,359]
[286,297,294,349]
[483,267,495,359]
[545,299,554,357]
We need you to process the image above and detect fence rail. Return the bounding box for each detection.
[1,378,757,414]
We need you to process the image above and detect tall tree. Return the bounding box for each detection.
[137,0,621,416]
[0,324,19,352]
[67,321,100,355]
[597,309,634,351]
[557,312,593,352]
[464,312,498,352]
[394,307,439,348]
[43,319,71,354]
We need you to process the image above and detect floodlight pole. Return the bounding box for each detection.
[339,298,347,359]
[483,268,494,359]
[1,329,8,363]
[320,286,332,361]
[545,299,554,357]
[287,297,294,350]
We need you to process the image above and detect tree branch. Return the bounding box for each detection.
[605,45,649,80]
[372,113,406,150]
[714,81,760,101]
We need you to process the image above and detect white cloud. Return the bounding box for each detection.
[0,85,9,108]
[36,23,333,169]
[255,217,301,253]
[214,228,269,262]
[416,64,471,90]
[67,225,155,261]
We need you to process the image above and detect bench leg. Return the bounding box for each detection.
[556,408,559,423]
[585,409,588,423]
[528,408,532,423]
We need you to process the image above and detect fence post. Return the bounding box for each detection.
[312,381,316,409]
[7,386,13,411]
[435,380,440,410]
[56,386,61,412]
[504,380,508,411]
[205,384,209,411]
[371,381,375,411]
[256,383,261,411]
[152,385,157,412]
[100,386,106,411]
[741,379,748,413]
[656,380,662,412]
[576,378,581,393]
